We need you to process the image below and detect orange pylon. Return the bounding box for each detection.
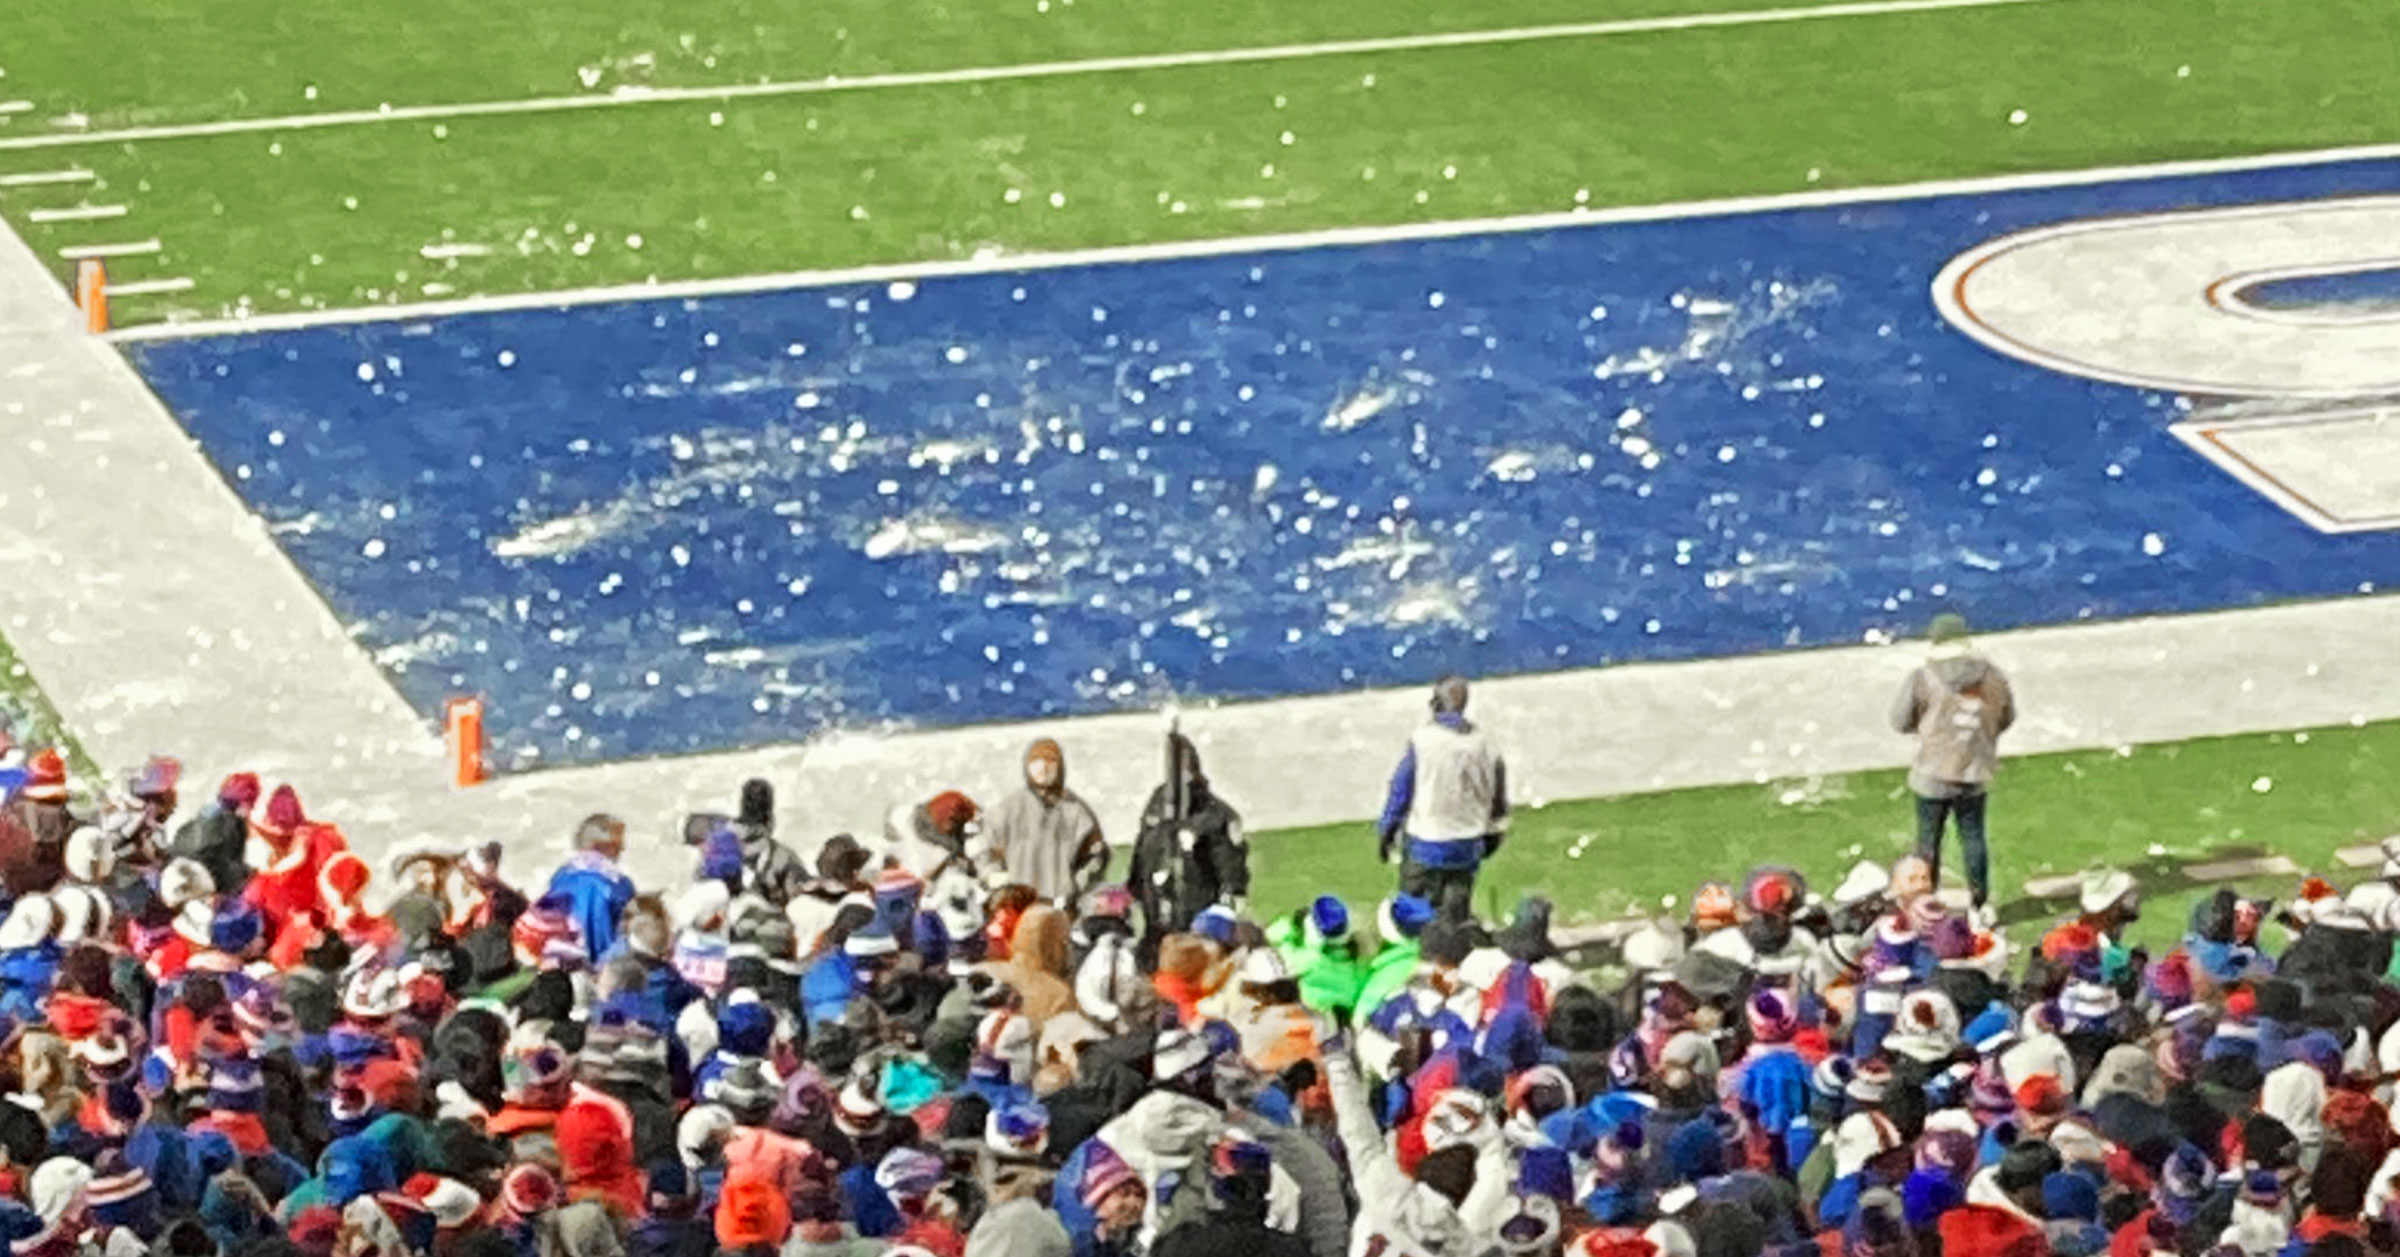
[75,259,106,333]
[445,696,487,787]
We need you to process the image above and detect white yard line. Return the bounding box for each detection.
[25,203,125,223]
[110,138,2400,343]
[0,0,2056,154]
[54,238,158,259]
[0,169,93,187]
[104,276,195,296]
[0,101,33,116]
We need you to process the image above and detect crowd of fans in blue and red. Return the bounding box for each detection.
[0,707,2398,1257]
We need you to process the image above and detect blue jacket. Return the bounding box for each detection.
[546,853,635,961]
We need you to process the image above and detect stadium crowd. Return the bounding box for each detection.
[0,700,2399,1257]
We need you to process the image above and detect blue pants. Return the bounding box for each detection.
[1915,789,1990,906]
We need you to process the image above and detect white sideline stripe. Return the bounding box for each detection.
[0,0,2058,154]
[105,276,195,296]
[0,101,33,115]
[108,138,2400,343]
[55,238,158,259]
[0,169,93,186]
[25,203,126,222]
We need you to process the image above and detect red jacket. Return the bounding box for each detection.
[1940,1205,2051,1257]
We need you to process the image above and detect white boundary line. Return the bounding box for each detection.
[110,138,2400,342]
[55,238,158,259]
[0,0,2055,153]
[105,276,196,296]
[25,203,125,223]
[0,169,92,187]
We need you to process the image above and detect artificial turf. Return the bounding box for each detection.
[0,0,2393,324]
[1248,715,2400,956]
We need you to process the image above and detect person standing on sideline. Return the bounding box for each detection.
[1891,612,2016,913]
[1129,732,1248,952]
[1375,675,1508,921]
[989,739,1107,908]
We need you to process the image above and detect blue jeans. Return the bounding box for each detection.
[1916,789,1990,906]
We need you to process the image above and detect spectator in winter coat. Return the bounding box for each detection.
[169,772,259,900]
[1323,1032,1507,1256]
[1153,1133,1310,1257]
[1128,734,1248,946]
[547,815,637,966]
[1890,612,2015,911]
[1376,676,1508,922]
[990,740,1107,908]
[732,779,810,910]
[1354,895,1437,1027]
[1,749,74,895]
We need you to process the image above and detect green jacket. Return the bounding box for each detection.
[1351,938,1421,1026]
[1267,917,1370,1019]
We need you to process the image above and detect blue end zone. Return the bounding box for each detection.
[126,158,2400,768]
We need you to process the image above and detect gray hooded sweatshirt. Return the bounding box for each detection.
[1891,650,2016,798]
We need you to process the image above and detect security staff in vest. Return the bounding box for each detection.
[1375,675,1509,921]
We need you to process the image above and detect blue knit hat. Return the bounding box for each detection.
[209,900,263,955]
[1380,895,1436,942]
[208,1059,264,1114]
[700,827,744,886]
[1310,896,1349,941]
[1901,1168,1963,1229]
[1192,906,1239,946]
[2042,1171,2099,1222]
[1518,1146,1575,1202]
[716,996,774,1057]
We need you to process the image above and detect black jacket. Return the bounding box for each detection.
[1153,1210,1311,1257]
[1130,764,1247,941]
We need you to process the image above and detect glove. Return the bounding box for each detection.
[1482,832,1504,859]
[1378,829,1398,866]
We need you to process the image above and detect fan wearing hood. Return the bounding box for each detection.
[1321,1032,1507,1256]
[989,741,1107,907]
[1889,613,2015,910]
[1129,734,1249,946]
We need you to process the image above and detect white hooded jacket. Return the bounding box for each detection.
[1324,1048,1507,1257]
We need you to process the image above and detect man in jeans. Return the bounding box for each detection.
[1377,675,1509,921]
[1891,613,2015,914]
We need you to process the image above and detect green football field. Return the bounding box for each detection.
[3,0,2397,948]
[0,0,2396,324]
[1250,718,2400,956]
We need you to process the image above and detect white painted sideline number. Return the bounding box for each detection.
[1934,198,2400,532]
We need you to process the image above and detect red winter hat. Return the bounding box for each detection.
[320,851,371,904]
[217,773,262,814]
[927,790,979,837]
[20,749,67,803]
[2015,1075,2069,1119]
[498,1164,560,1220]
[715,1173,792,1249]
[254,786,304,840]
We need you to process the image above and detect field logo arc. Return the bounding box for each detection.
[1934,197,2400,534]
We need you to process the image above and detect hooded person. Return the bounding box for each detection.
[1354,896,1437,1029]
[544,815,637,964]
[1322,1030,1507,1256]
[557,1084,648,1218]
[1890,613,2015,911]
[731,778,810,909]
[1267,896,1370,1021]
[1128,733,1249,945]
[1152,1131,1311,1257]
[986,903,1077,1029]
[988,739,1107,907]
[0,749,73,896]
